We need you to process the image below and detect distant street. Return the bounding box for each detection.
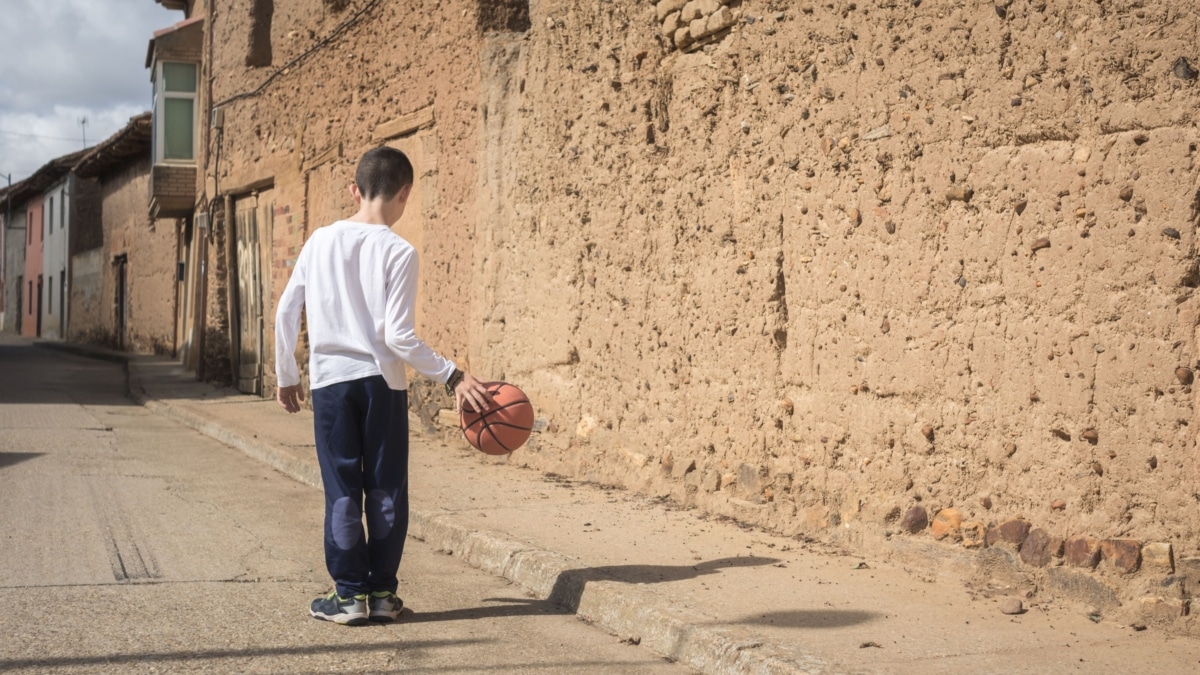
[0,340,685,674]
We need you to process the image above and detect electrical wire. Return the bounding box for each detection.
[0,129,82,142]
[213,0,384,109]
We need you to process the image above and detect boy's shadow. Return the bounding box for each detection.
[404,556,776,624]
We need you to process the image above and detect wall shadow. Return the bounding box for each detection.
[546,556,778,612]
[410,556,779,623]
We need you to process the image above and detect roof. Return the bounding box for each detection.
[0,148,89,209]
[73,113,153,179]
[145,15,204,69]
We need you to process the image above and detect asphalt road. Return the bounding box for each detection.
[0,341,686,674]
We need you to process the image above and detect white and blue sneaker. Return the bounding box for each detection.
[310,592,368,625]
[368,591,404,622]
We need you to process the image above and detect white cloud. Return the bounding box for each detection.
[0,0,181,182]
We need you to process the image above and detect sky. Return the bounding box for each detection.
[0,0,183,184]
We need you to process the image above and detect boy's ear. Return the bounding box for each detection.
[349,183,363,204]
[396,183,413,204]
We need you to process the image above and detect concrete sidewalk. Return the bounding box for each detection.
[36,340,1200,674]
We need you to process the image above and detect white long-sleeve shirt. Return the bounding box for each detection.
[274,220,456,391]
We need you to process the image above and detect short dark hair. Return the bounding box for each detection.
[355,146,414,200]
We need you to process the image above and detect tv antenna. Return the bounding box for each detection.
[79,116,89,148]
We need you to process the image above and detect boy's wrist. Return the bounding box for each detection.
[444,368,465,396]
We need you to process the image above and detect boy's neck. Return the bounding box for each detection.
[347,205,390,226]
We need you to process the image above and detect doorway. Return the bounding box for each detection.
[232,193,270,395]
[35,275,42,336]
[114,254,128,350]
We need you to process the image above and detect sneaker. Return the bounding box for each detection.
[310,592,368,625]
[368,591,404,622]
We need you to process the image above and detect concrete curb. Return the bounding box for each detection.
[41,341,830,674]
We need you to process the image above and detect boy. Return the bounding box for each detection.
[275,146,493,625]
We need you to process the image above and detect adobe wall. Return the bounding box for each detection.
[196,0,1200,619]
[70,161,177,353]
[108,161,178,354]
[207,0,487,385]
[470,0,1200,606]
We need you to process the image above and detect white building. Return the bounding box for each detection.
[41,178,70,340]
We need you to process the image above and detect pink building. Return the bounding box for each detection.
[21,196,43,337]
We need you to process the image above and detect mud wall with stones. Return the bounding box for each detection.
[204,0,488,386]
[97,160,179,354]
[470,0,1200,609]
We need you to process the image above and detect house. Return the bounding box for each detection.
[6,151,85,338]
[0,185,27,335]
[4,149,98,341]
[72,113,180,353]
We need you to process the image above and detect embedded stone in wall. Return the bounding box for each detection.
[898,506,928,533]
[1101,538,1142,574]
[1137,596,1189,622]
[961,521,986,548]
[1142,542,1175,574]
[931,508,962,540]
[659,0,735,51]
[986,519,1031,549]
[1019,529,1061,567]
[656,0,687,22]
[661,11,682,38]
[1064,535,1102,568]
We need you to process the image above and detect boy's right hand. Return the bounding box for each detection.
[455,373,497,414]
[277,384,305,413]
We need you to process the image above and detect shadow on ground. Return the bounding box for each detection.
[0,344,135,406]
[733,609,879,629]
[0,639,485,671]
[407,556,871,630]
[0,452,45,470]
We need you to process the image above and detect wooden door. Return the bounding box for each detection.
[233,195,266,395]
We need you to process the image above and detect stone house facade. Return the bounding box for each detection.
[146,0,1200,622]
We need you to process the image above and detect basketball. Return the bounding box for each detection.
[460,382,534,455]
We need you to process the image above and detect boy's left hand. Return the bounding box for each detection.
[277,384,305,413]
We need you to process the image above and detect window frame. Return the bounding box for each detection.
[153,60,199,164]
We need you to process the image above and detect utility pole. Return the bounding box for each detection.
[79,117,89,148]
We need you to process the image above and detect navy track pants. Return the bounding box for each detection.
[311,375,409,598]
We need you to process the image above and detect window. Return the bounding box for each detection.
[28,281,32,310]
[48,196,53,235]
[60,191,66,230]
[154,61,198,162]
[48,275,53,313]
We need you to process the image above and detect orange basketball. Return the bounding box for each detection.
[460,382,534,455]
